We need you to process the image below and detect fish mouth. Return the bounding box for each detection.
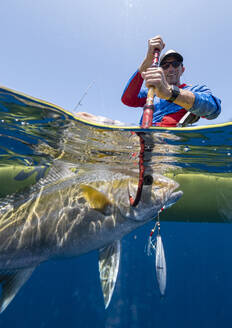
[127,177,183,222]
[163,189,183,210]
[143,189,183,223]
[136,189,183,223]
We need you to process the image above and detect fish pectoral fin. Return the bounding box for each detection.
[80,184,112,214]
[0,267,35,313]
[98,240,121,309]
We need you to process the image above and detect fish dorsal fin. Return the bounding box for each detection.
[80,184,112,213]
[0,267,35,313]
[98,240,121,309]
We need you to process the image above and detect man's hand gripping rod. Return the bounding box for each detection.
[141,49,160,128]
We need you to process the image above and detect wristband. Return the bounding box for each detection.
[167,85,180,103]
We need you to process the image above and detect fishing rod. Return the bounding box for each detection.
[73,81,95,112]
[141,49,160,128]
[129,49,160,207]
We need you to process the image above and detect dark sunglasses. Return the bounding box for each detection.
[160,61,182,70]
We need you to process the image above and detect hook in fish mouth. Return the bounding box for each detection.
[127,174,183,221]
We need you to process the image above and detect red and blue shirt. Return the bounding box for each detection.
[121,70,221,127]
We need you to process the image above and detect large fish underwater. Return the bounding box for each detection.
[0,161,182,313]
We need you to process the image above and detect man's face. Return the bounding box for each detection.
[161,56,185,85]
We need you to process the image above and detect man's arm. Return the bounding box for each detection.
[170,87,221,119]
[164,84,221,119]
[172,88,195,110]
[142,68,221,119]
[121,70,147,107]
[186,85,221,119]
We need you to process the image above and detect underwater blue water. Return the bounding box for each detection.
[0,222,232,327]
[0,87,232,327]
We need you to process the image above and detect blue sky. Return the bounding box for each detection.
[0,0,231,125]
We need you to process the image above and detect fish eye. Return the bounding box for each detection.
[144,175,153,185]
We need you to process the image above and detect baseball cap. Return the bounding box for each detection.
[159,49,183,66]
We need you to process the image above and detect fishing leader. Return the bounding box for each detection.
[121,35,221,127]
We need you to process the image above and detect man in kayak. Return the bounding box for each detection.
[121,35,221,127]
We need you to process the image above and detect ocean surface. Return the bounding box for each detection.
[0,87,232,328]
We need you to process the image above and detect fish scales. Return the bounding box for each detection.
[0,163,182,311]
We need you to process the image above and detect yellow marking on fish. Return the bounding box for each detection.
[80,185,112,211]
[90,179,132,195]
